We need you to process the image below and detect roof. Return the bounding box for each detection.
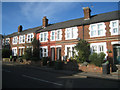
[38,10,120,32]
[5,10,120,37]
[5,26,42,38]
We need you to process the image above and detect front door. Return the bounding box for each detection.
[57,47,61,60]
[51,48,55,61]
[113,46,120,64]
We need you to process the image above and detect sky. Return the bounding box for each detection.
[2,2,119,35]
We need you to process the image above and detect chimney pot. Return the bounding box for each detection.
[18,25,22,33]
[42,16,48,28]
[83,7,91,20]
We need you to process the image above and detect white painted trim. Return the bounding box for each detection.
[19,47,25,49]
[40,46,48,48]
[12,47,17,49]
[111,41,120,45]
[109,20,120,35]
[50,45,62,48]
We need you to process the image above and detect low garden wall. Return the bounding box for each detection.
[78,64,102,73]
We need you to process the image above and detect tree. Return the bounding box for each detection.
[23,48,32,60]
[31,37,40,61]
[75,39,90,63]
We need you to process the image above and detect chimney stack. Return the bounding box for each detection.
[83,7,91,20]
[42,16,48,28]
[18,25,22,33]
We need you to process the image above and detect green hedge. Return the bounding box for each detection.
[2,48,12,58]
[89,52,106,67]
[54,61,64,70]
[42,57,50,66]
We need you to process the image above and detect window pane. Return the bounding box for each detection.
[98,24,102,29]
[67,29,70,38]
[113,28,117,33]
[99,45,104,52]
[112,22,117,27]
[98,30,103,35]
[52,32,55,40]
[91,25,96,30]
[57,31,60,39]
[92,46,97,52]
[41,34,43,41]
[44,33,47,41]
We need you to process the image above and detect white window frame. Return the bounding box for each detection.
[12,36,18,44]
[90,42,107,59]
[5,38,10,45]
[40,46,48,58]
[12,47,17,56]
[26,33,34,43]
[2,39,4,46]
[89,22,106,37]
[65,44,77,59]
[65,27,78,40]
[19,35,25,44]
[39,32,48,42]
[50,31,55,41]
[109,20,120,35]
[19,47,25,56]
[56,29,62,41]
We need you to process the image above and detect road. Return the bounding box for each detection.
[2,64,120,88]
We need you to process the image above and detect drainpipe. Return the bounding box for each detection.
[83,24,84,40]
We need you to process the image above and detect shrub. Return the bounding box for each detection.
[48,61,55,67]
[24,48,32,60]
[2,48,12,58]
[54,60,64,70]
[75,40,90,63]
[89,52,106,67]
[42,57,50,66]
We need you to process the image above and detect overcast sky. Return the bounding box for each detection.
[2,2,119,35]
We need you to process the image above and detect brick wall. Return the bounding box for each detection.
[78,64,102,73]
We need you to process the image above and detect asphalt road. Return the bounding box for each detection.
[2,64,120,88]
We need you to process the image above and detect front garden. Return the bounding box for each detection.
[2,39,110,74]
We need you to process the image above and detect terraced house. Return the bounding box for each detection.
[3,7,120,65]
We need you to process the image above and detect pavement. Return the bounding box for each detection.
[2,61,120,81]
